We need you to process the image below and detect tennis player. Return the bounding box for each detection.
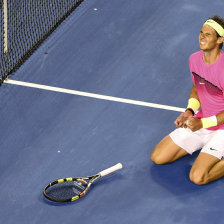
[151,15,224,185]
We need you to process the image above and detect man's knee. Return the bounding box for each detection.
[189,168,208,185]
[150,150,167,165]
[151,137,187,165]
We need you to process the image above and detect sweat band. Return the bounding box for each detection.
[186,98,200,114]
[201,116,218,129]
[204,19,224,37]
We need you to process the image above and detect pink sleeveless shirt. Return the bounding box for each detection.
[189,50,224,130]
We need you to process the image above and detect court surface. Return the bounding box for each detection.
[1,0,224,223]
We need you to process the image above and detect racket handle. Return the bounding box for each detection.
[99,163,123,177]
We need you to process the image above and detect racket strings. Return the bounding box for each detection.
[45,180,88,201]
[72,180,88,196]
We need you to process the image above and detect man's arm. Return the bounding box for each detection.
[216,112,224,125]
[186,84,224,131]
[185,84,200,115]
[187,111,224,131]
[174,84,200,128]
[189,84,199,101]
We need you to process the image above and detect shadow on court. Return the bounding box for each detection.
[150,151,217,196]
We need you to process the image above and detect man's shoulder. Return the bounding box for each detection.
[189,51,203,66]
[189,51,203,60]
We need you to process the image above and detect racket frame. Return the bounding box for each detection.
[43,175,100,202]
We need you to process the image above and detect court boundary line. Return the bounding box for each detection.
[5,79,185,112]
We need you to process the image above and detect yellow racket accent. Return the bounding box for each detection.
[71,196,79,201]
[58,179,64,183]
[66,177,73,181]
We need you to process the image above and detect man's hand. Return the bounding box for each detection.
[174,110,193,128]
[186,117,203,132]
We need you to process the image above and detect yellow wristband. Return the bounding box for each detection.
[187,98,200,110]
[201,116,218,129]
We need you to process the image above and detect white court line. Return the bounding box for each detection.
[5,79,185,112]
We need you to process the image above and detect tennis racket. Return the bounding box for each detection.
[43,163,123,203]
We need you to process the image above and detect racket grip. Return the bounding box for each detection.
[99,163,123,177]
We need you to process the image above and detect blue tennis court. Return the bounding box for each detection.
[1,0,224,223]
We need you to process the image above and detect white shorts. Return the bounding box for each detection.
[169,128,224,160]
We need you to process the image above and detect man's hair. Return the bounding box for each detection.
[208,15,224,49]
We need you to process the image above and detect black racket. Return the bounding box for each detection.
[43,163,123,203]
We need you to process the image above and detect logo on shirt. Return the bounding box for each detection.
[192,72,223,95]
[210,147,218,151]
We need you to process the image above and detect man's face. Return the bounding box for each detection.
[199,25,219,51]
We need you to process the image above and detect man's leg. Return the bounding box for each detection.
[190,130,224,185]
[190,152,224,185]
[151,135,188,164]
